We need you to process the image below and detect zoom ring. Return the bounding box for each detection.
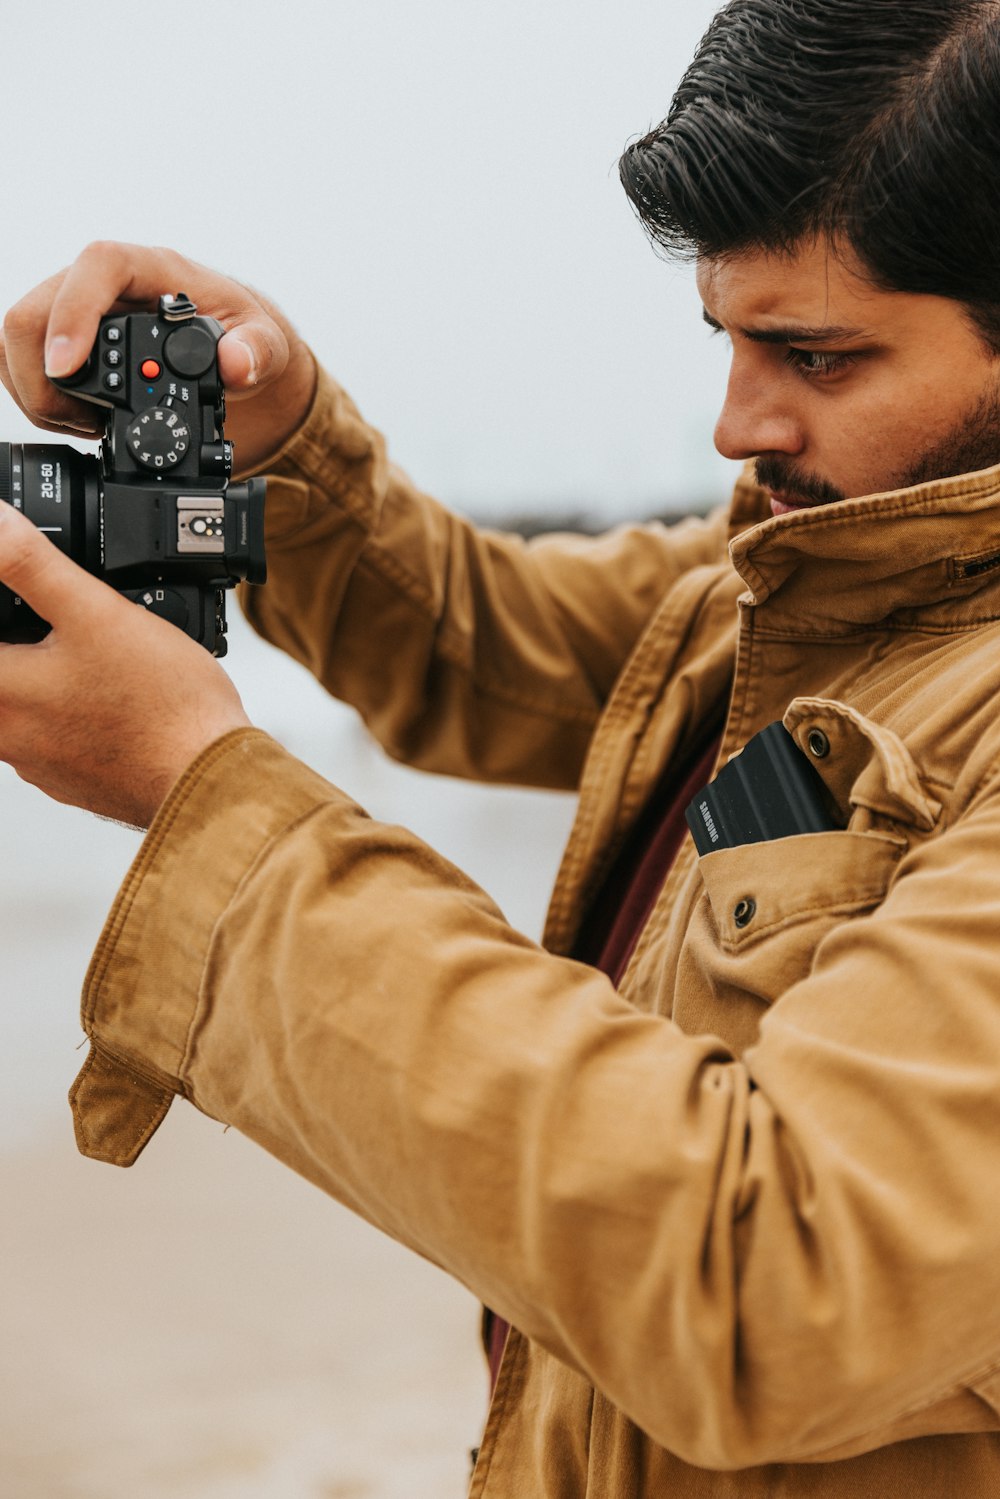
[0,443,13,508]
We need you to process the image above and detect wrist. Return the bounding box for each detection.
[140,711,255,826]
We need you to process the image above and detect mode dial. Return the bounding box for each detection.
[127,404,191,470]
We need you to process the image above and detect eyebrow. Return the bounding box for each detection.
[701,308,869,344]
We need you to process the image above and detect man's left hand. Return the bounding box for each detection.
[0,504,251,827]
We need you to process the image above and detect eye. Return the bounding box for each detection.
[784,347,858,380]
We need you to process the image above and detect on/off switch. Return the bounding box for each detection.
[140,358,162,381]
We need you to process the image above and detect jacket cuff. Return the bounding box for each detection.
[71,728,338,1166]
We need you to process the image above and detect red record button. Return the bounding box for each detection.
[140,358,162,381]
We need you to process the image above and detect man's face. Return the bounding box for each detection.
[697,238,1000,518]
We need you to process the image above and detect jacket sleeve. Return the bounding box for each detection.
[72,729,1000,1470]
[238,363,731,790]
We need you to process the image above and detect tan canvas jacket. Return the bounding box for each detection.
[71,366,1000,1496]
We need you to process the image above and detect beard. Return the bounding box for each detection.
[755,382,1000,507]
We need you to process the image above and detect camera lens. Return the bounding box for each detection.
[0,443,101,639]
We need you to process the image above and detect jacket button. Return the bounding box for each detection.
[733,898,756,929]
[807,728,831,758]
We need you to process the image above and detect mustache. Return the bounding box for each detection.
[755,457,846,506]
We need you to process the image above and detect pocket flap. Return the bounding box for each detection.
[699,829,905,947]
[783,698,941,830]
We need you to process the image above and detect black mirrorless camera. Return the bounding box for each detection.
[0,293,266,655]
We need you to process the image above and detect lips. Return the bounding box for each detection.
[767,490,812,517]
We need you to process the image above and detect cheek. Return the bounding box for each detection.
[858,360,992,457]
[808,376,924,489]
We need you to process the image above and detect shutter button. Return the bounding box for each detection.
[807,728,831,758]
[733,898,757,929]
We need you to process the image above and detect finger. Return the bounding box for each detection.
[0,502,116,632]
[0,331,104,436]
[0,270,107,436]
[44,242,290,392]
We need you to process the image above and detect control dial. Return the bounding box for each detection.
[164,324,216,378]
[126,404,191,470]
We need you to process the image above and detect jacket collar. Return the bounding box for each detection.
[725,461,1000,632]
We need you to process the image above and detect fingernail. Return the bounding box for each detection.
[45,335,77,378]
[232,337,258,386]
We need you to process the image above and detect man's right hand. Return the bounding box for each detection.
[0,241,317,476]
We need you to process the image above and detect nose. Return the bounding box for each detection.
[713,360,805,462]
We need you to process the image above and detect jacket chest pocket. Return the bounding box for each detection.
[678,829,904,1017]
[671,696,931,1045]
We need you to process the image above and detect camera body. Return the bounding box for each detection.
[0,293,266,655]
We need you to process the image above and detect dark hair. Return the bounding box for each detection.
[620,0,1000,348]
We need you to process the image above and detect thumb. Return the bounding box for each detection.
[217,314,290,393]
[0,502,109,628]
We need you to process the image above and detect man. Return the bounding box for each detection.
[3,0,1000,1492]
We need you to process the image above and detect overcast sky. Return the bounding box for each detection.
[1,0,736,520]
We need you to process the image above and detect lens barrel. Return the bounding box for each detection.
[0,443,101,638]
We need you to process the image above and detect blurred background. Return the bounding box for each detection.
[1,1,736,1494]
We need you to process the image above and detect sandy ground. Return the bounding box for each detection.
[0,1109,489,1499]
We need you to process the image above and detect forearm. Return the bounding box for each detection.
[242,365,732,788]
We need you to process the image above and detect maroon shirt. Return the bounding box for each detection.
[485,732,722,1390]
